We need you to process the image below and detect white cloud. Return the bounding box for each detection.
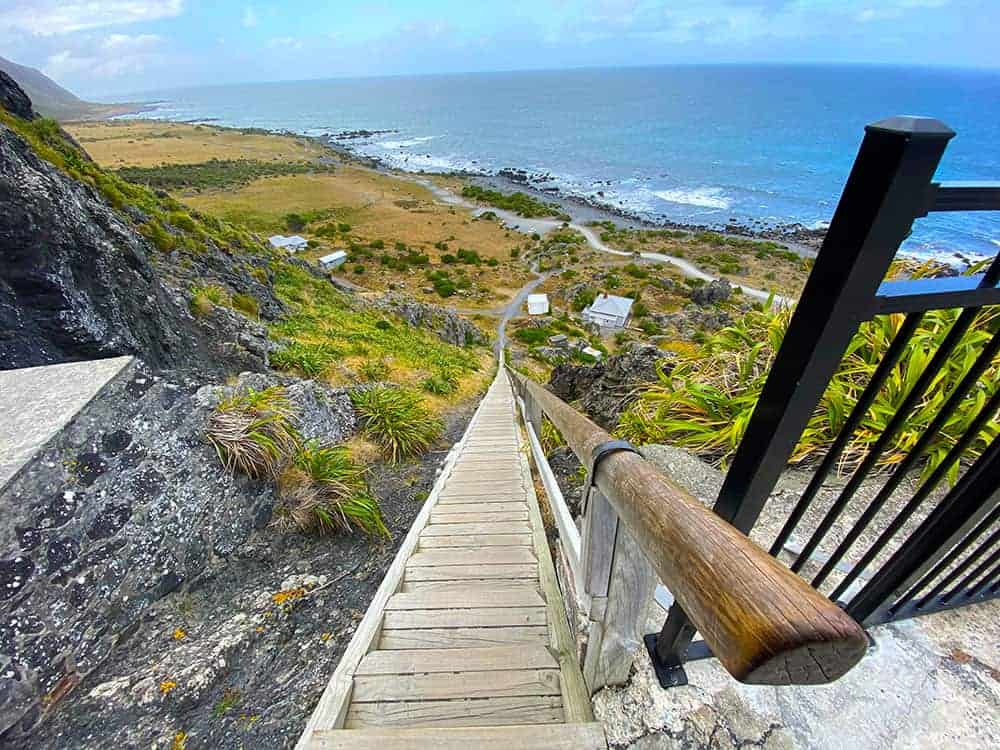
[0,0,183,36]
[242,7,258,28]
[43,32,164,80]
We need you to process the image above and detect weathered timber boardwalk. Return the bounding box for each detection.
[297,372,605,749]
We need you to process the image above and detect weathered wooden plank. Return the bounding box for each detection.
[356,644,558,676]
[432,510,528,523]
[382,607,546,629]
[378,625,549,649]
[422,521,531,537]
[344,696,564,729]
[352,668,560,702]
[431,502,527,514]
[385,587,544,611]
[407,548,536,567]
[437,492,527,504]
[401,578,538,593]
[404,563,537,581]
[418,534,532,549]
[309,723,608,750]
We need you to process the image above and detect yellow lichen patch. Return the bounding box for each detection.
[159,680,178,696]
[171,730,188,750]
[172,627,187,640]
[271,587,307,606]
[320,632,332,642]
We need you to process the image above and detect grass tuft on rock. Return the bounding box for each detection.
[276,440,388,537]
[206,386,300,478]
[350,387,443,462]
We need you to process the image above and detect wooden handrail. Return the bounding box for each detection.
[507,368,868,685]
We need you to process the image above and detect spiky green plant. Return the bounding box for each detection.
[359,358,391,382]
[350,387,443,462]
[206,387,300,478]
[270,342,342,377]
[620,297,999,482]
[276,440,389,537]
[421,371,458,395]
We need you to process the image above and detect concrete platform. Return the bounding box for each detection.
[0,356,133,489]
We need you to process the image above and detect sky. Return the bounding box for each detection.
[0,0,996,97]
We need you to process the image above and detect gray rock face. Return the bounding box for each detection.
[0,362,360,741]
[690,278,733,306]
[370,294,489,347]
[0,102,280,374]
[0,72,34,120]
[548,343,667,429]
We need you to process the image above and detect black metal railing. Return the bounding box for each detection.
[648,116,1000,687]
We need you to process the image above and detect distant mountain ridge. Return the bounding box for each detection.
[0,56,145,120]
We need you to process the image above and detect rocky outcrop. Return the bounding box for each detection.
[0,81,279,374]
[0,363,363,741]
[649,305,735,340]
[548,343,666,428]
[690,278,733,306]
[0,71,35,120]
[370,294,489,347]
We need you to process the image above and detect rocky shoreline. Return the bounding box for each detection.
[316,130,828,254]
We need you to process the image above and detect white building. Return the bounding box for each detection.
[581,346,603,361]
[319,250,348,271]
[268,234,309,253]
[526,293,550,315]
[582,293,634,329]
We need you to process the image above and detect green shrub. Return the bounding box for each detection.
[276,440,388,537]
[624,263,649,279]
[350,387,443,462]
[620,301,999,483]
[270,342,341,377]
[358,358,390,381]
[375,319,392,331]
[514,327,550,345]
[422,372,458,395]
[460,185,559,218]
[231,293,259,319]
[353,264,365,275]
[573,287,597,311]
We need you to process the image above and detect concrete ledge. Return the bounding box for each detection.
[0,356,133,489]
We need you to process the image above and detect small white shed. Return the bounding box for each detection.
[527,293,550,315]
[581,346,603,361]
[268,235,309,253]
[319,250,348,271]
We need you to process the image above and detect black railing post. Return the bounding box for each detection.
[645,116,956,688]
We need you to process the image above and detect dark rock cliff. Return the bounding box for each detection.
[0,73,278,374]
[0,71,34,121]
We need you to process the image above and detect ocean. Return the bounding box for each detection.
[124,64,1000,261]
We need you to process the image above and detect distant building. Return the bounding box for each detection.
[582,293,634,329]
[581,346,603,361]
[268,234,309,253]
[319,250,348,271]
[527,293,550,315]
[548,334,569,347]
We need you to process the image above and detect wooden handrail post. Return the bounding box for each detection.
[581,487,656,691]
[506,367,869,686]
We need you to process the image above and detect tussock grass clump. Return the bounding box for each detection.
[620,297,999,482]
[206,387,300,478]
[421,372,458,396]
[276,440,388,537]
[350,387,443,462]
[231,293,259,319]
[270,342,342,377]
[358,358,391,382]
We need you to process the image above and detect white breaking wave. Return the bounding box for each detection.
[378,135,441,149]
[654,186,731,210]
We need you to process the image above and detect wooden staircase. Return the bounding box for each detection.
[296,372,606,748]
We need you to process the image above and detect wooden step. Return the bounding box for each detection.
[432,510,528,523]
[309,723,607,749]
[401,578,539,593]
[379,625,548,650]
[356,644,557,676]
[404,563,537,581]
[344,695,564,729]
[385,587,544,611]
[382,606,546,629]
[352,667,560,701]
[407,548,536,567]
[418,534,532,549]
[422,521,531,537]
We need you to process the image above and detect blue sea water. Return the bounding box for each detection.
[127,64,1000,260]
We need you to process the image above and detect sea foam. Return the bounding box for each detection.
[654,187,731,210]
